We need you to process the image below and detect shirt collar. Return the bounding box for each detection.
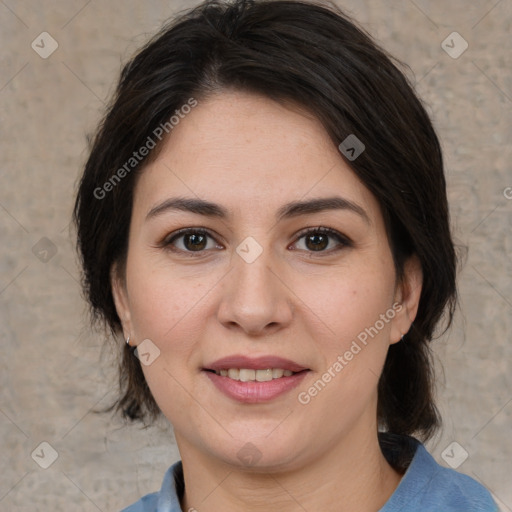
[158,434,423,511]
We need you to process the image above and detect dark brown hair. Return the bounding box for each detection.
[73,0,457,440]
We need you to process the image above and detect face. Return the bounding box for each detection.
[112,91,421,471]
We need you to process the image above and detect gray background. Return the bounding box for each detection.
[0,0,511,510]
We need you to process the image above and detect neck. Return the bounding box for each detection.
[176,423,402,512]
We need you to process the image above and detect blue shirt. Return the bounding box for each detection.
[121,434,498,511]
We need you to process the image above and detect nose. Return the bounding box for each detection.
[216,244,294,337]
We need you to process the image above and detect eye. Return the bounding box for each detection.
[163,228,223,254]
[291,227,351,253]
[160,226,351,256]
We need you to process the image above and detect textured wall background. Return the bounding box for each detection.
[0,0,510,510]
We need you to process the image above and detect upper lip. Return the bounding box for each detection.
[204,355,308,372]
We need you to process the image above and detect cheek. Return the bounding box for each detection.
[125,257,216,423]
[293,264,396,351]
[292,272,395,429]
[125,249,215,343]
[293,265,395,412]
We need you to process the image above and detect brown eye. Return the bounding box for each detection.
[164,228,221,254]
[183,232,208,251]
[292,227,351,253]
[305,232,329,251]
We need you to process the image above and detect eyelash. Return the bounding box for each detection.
[161,226,352,257]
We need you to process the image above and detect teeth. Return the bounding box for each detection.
[214,368,297,381]
[256,369,273,382]
[228,369,239,380]
[239,369,256,382]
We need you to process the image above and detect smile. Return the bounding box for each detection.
[213,368,295,381]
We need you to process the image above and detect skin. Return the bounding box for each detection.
[112,90,422,512]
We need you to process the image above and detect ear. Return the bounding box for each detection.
[110,262,133,342]
[389,255,423,344]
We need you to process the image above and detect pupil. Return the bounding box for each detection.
[306,233,328,251]
[186,233,206,251]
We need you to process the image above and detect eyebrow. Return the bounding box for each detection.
[146,196,370,224]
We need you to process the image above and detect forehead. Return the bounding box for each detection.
[133,91,380,223]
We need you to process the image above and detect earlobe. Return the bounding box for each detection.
[390,255,423,344]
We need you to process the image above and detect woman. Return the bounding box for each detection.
[73,0,498,510]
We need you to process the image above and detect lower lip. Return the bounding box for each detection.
[204,370,309,403]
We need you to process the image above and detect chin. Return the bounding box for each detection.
[211,430,308,473]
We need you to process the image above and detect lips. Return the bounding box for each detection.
[204,355,308,373]
[203,355,310,403]
[215,368,294,382]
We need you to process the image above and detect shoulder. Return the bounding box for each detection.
[380,434,498,512]
[119,461,184,512]
[121,492,159,512]
[416,448,499,512]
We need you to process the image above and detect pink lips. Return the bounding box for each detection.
[203,355,309,403]
[205,355,307,373]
